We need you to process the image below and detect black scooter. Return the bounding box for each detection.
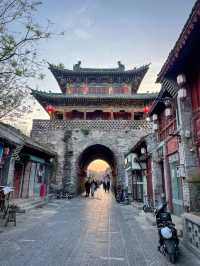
[154,203,179,264]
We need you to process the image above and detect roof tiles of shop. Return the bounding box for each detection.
[0,122,56,157]
[149,79,179,116]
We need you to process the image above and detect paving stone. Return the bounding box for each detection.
[0,188,199,266]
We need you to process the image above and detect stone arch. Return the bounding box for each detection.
[76,144,118,193]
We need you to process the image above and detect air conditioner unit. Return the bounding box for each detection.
[176,165,186,178]
[131,153,141,170]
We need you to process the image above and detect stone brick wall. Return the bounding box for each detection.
[31,128,65,185]
[31,120,151,194]
[177,95,200,211]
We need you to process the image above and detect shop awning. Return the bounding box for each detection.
[22,154,45,164]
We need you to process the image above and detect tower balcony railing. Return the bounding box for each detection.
[32,119,152,132]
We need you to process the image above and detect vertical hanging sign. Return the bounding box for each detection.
[0,144,3,163]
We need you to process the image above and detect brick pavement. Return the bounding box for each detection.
[0,188,199,266]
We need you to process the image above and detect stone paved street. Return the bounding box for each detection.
[0,188,199,266]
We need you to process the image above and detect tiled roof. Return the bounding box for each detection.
[0,122,56,156]
[49,64,150,76]
[31,90,157,100]
[49,63,150,94]
[149,79,179,115]
[32,90,157,110]
[157,0,200,82]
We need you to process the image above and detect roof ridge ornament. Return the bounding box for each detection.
[73,61,81,71]
[73,61,125,72]
[117,61,125,71]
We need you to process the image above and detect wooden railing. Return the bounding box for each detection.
[32,119,152,132]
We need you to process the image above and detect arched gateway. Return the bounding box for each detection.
[77,144,116,193]
[31,62,157,194]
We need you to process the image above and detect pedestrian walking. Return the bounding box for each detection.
[107,179,110,192]
[94,180,98,190]
[90,179,96,197]
[103,181,107,192]
[85,179,90,197]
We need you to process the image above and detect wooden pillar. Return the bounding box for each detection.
[131,111,134,120]
[111,110,114,120]
[50,112,54,120]
[84,112,87,120]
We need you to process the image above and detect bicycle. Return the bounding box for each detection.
[143,195,154,212]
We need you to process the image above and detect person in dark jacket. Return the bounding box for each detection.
[85,179,91,197]
[107,179,110,192]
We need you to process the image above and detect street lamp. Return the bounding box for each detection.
[177,74,186,87]
[177,74,187,99]
[141,147,146,154]
[151,96,175,132]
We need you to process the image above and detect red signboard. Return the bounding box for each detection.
[166,137,178,155]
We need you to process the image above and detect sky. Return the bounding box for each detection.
[5,0,196,134]
[29,0,196,94]
[88,159,110,172]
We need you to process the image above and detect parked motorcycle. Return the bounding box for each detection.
[56,189,72,200]
[154,202,179,264]
[50,184,72,200]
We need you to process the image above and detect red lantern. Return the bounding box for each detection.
[46,105,55,114]
[143,106,149,113]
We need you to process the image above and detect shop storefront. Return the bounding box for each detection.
[166,137,183,215]
[168,153,183,215]
[0,122,55,201]
[16,155,51,199]
[132,170,146,202]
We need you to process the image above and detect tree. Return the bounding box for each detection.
[0,0,60,120]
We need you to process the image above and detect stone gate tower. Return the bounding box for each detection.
[31,61,157,194]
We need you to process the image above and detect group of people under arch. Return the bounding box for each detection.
[84,174,111,197]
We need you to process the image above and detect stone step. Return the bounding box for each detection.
[13,198,47,212]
